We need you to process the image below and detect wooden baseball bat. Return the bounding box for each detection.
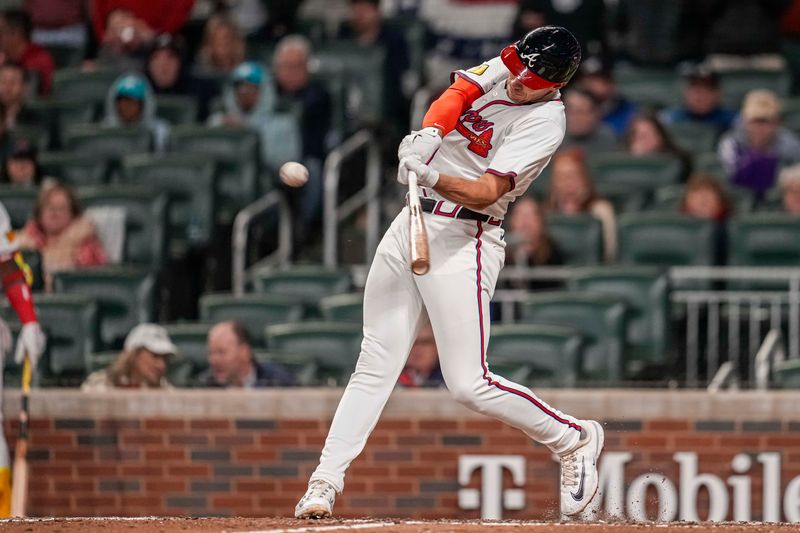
[10,354,31,517]
[407,170,430,275]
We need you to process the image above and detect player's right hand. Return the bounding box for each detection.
[15,322,45,369]
[398,127,442,163]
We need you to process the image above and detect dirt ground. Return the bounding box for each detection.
[0,517,797,533]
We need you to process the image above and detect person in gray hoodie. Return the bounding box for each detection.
[207,61,301,171]
[102,72,170,152]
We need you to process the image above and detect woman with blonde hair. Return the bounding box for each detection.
[196,15,246,75]
[546,148,617,262]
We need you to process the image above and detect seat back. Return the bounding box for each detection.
[718,69,791,108]
[63,125,151,159]
[78,185,168,270]
[155,95,198,125]
[546,214,603,265]
[651,184,754,214]
[488,323,584,387]
[52,68,120,108]
[0,186,36,228]
[665,122,719,156]
[199,293,304,347]
[319,293,363,323]
[618,213,719,267]
[38,151,110,186]
[570,267,669,372]
[252,267,352,312]
[728,214,800,266]
[164,323,212,379]
[520,292,627,382]
[589,153,683,192]
[53,267,157,350]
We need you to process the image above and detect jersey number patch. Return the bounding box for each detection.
[467,64,489,76]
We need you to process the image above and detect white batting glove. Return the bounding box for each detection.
[15,322,45,369]
[398,157,440,188]
[398,127,442,163]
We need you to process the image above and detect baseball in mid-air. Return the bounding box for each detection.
[279,161,309,188]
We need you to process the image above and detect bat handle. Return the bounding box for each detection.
[406,170,430,276]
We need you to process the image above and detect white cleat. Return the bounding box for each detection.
[295,480,336,519]
[559,419,604,517]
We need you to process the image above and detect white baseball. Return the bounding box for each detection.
[279,161,309,188]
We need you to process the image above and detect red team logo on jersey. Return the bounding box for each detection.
[455,110,494,157]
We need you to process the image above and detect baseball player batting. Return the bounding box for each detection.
[296,26,604,520]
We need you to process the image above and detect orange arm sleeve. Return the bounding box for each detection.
[422,76,484,136]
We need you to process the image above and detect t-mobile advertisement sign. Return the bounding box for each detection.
[458,453,800,522]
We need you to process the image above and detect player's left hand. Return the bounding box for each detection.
[15,322,45,369]
[398,157,440,188]
[398,127,442,163]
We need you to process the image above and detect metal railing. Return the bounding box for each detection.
[231,191,293,296]
[754,329,786,390]
[323,130,382,268]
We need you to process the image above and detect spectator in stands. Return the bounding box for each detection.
[680,174,732,221]
[398,322,443,388]
[338,0,410,127]
[719,89,800,199]
[18,182,108,291]
[660,65,738,134]
[546,148,617,262]
[625,112,692,180]
[26,0,87,50]
[102,73,170,152]
[579,59,636,137]
[512,0,608,61]
[1,139,42,186]
[145,34,215,121]
[0,9,54,95]
[778,164,800,215]
[562,88,618,153]
[508,196,563,267]
[82,324,177,391]
[0,103,12,165]
[92,8,156,71]
[195,14,245,76]
[0,63,37,129]
[201,321,295,388]
[91,0,194,46]
[208,61,301,170]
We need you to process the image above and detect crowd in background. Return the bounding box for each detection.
[1,0,800,387]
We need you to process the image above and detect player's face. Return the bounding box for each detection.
[505,73,557,104]
[783,183,800,215]
[132,349,168,387]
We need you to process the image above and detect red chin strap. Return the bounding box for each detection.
[500,44,561,90]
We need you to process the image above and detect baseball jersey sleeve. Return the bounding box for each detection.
[485,117,564,193]
[0,203,19,260]
[451,56,508,96]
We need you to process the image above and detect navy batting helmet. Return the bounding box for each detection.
[500,26,582,90]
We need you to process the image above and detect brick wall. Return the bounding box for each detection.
[4,389,800,521]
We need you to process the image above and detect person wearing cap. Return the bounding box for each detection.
[199,321,295,388]
[102,72,170,152]
[778,163,800,216]
[660,66,737,134]
[718,89,800,198]
[207,61,301,171]
[578,59,637,137]
[81,323,177,391]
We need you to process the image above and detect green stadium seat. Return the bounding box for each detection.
[665,122,719,156]
[155,95,198,125]
[38,152,109,186]
[487,323,584,387]
[595,183,649,214]
[546,214,603,265]
[63,125,152,163]
[3,294,99,386]
[569,267,669,375]
[44,44,84,68]
[52,68,120,107]
[694,152,727,178]
[728,214,800,266]
[0,186,36,228]
[198,293,304,347]
[588,153,683,192]
[615,67,680,109]
[252,267,352,312]
[783,97,800,135]
[78,185,168,270]
[254,350,317,386]
[717,69,791,109]
[618,213,719,267]
[651,184,755,214]
[26,98,96,148]
[265,321,362,384]
[85,350,118,374]
[120,154,217,253]
[520,292,627,382]
[53,267,157,350]
[313,41,386,128]
[10,124,51,151]
[163,323,212,381]
[319,293,363,323]
[169,126,260,219]
[773,358,800,389]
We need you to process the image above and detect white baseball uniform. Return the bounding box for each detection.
[310,57,583,493]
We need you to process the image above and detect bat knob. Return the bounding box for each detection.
[411,259,429,276]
